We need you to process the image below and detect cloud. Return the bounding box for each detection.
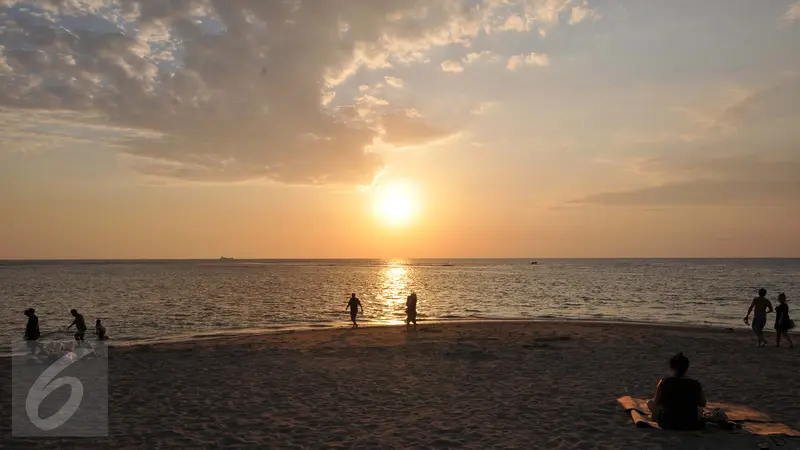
[497,0,599,34]
[506,53,550,71]
[463,50,501,64]
[0,0,595,184]
[570,155,800,206]
[500,15,527,32]
[715,77,800,129]
[569,0,599,25]
[441,59,465,73]
[782,1,800,23]
[470,102,499,115]
[441,50,502,73]
[384,76,404,89]
[0,0,521,185]
[380,110,455,147]
[0,108,161,152]
[570,75,800,208]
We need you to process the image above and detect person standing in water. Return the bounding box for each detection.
[346,293,363,328]
[775,293,794,348]
[744,288,773,347]
[24,308,41,354]
[406,292,418,330]
[67,309,88,343]
[95,319,109,341]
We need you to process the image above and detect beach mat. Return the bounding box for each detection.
[617,396,800,437]
[741,422,800,437]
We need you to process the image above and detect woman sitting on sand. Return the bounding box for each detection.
[646,353,706,430]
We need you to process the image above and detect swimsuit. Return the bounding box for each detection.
[775,304,791,332]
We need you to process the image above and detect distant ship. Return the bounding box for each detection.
[530,261,539,265]
[220,256,234,261]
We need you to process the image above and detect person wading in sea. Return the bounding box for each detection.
[346,293,363,329]
[406,292,418,330]
[24,308,41,354]
[67,309,88,343]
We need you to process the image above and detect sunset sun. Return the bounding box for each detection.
[373,182,418,227]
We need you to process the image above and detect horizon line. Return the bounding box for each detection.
[1,257,799,262]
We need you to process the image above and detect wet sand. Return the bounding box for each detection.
[2,321,799,449]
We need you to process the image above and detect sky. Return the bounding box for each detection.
[1,0,799,259]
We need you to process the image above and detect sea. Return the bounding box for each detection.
[1,259,798,355]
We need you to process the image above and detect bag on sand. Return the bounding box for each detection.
[703,408,729,424]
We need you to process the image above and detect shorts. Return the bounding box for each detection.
[406,310,417,323]
[350,309,357,321]
[74,330,86,341]
[752,316,766,333]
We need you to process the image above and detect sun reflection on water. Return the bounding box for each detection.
[376,262,410,325]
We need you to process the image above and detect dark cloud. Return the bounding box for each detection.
[573,177,800,206]
[0,0,506,184]
[572,154,800,207]
[716,77,800,129]
[570,75,800,207]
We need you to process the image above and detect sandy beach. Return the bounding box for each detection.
[2,321,799,449]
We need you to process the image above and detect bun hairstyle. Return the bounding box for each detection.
[669,352,690,378]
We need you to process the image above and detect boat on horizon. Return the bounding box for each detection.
[220,256,234,261]
[530,261,538,265]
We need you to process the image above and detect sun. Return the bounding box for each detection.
[373,182,418,227]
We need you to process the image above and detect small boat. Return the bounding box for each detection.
[530,261,538,265]
[220,256,234,261]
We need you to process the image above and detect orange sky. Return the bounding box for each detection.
[1,0,799,259]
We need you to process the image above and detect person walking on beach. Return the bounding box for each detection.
[24,308,41,354]
[406,292,418,330]
[744,288,773,347]
[346,293,363,328]
[67,309,88,343]
[775,293,794,348]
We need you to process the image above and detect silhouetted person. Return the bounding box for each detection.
[24,308,41,354]
[346,293,363,328]
[744,288,773,347]
[95,319,108,341]
[775,293,794,348]
[67,309,87,343]
[406,292,418,329]
[647,352,706,430]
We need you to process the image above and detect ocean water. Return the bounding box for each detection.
[2,259,798,354]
